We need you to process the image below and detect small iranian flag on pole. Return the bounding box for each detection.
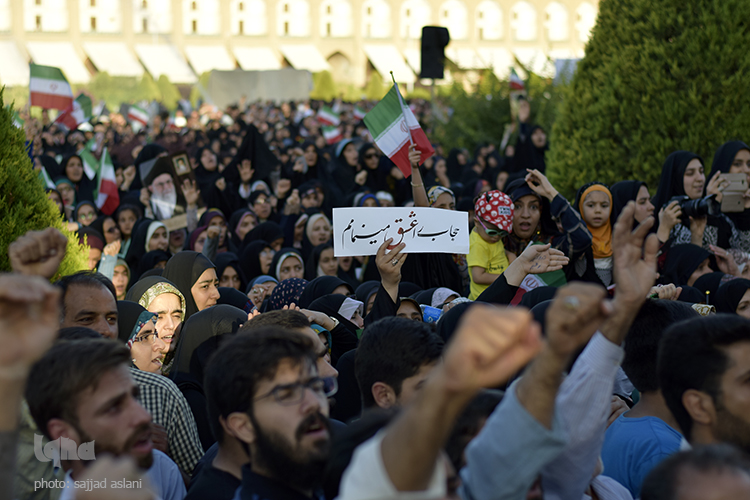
[317,106,340,126]
[509,68,525,91]
[363,76,434,177]
[128,104,149,127]
[54,94,92,131]
[95,147,120,215]
[79,146,99,181]
[353,105,366,120]
[10,108,24,129]
[29,64,74,110]
[322,126,343,145]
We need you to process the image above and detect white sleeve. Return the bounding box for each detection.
[338,430,446,500]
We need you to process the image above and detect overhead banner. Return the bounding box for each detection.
[333,207,469,257]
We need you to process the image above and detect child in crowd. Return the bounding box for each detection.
[467,190,514,300]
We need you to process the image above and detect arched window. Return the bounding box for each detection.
[24,0,68,31]
[231,0,266,35]
[510,1,536,41]
[439,0,467,40]
[183,0,219,34]
[277,0,310,36]
[133,0,171,33]
[544,2,568,41]
[576,2,596,42]
[79,0,120,33]
[320,0,352,37]
[362,0,390,38]
[475,0,502,41]
[400,0,430,39]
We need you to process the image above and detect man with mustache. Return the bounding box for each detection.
[204,327,335,500]
[25,339,186,500]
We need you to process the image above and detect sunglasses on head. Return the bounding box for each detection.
[476,217,507,238]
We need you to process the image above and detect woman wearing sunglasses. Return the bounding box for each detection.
[467,190,514,299]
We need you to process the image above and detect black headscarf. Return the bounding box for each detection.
[714,279,750,314]
[306,243,333,281]
[298,276,352,309]
[355,281,380,303]
[503,178,560,254]
[693,272,729,305]
[269,247,304,281]
[710,141,750,182]
[652,151,702,214]
[116,300,148,343]
[513,125,547,173]
[436,302,475,344]
[228,208,258,250]
[309,294,359,334]
[171,304,247,381]
[218,287,254,312]
[125,219,155,272]
[223,122,278,184]
[162,251,217,319]
[322,139,359,202]
[136,250,171,282]
[193,147,222,195]
[243,221,284,249]
[610,180,648,226]
[446,148,465,184]
[214,252,246,292]
[661,244,711,286]
[40,155,62,179]
[63,154,96,203]
[239,240,271,283]
[412,288,438,306]
[519,286,558,309]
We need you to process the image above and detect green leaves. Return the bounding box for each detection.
[548,0,750,198]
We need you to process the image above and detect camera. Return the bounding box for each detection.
[666,194,721,219]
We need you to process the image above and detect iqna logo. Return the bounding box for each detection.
[34,434,95,467]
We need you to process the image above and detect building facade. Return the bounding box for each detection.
[0,0,598,88]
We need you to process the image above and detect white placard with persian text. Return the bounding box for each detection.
[333,207,470,257]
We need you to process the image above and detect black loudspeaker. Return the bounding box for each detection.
[420,26,450,79]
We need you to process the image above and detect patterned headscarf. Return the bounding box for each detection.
[126,310,158,349]
[267,278,309,311]
[138,282,186,322]
[427,186,455,207]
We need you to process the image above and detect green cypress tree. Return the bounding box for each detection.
[137,73,162,102]
[310,70,337,101]
[547,0,750,198]
[157,75,181,110]
[0,89,88,279]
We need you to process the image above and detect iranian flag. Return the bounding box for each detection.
[54,94,92,131]
[322,126,343,145]
[317,106,340,126]
[29,64,74,110]
[95,147,120,215]
[353,105,366,120]
[10,108,24,129]
[79,146,99,181]
[363,84,434,177]
[509,68,525,91]
[128,104,149,127]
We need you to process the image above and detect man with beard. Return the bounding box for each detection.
[659,314,750,454]
[25,339,186,500]
[204,328,334,500]
[142,157,186,221]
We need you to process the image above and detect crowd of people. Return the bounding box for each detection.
[5,94,750,500]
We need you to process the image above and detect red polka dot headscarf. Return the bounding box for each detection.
[474,190,514,233]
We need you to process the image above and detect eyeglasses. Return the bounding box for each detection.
[364,153,378,159]
[106,226,120,234]
[476,217,507,238]
[79,212,96,221]
[132,331,160,344]
[260,249,275,258]
[255,376,338,406]
[255,198,270,205]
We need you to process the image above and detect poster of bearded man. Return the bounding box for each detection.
[139,156,190,221]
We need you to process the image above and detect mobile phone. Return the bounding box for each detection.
[722,173,747,193]
[722,193,744,213]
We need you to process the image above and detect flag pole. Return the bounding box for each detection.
[390,71,414,147]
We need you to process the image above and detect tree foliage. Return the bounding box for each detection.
[157,75,181,110]
[547,0,750,198]
[432,70,563,154]
[0,89,88,279]
[88,72,142,109]
[310,70,337,101]
[137,73,162,103]
[364,71,388,101]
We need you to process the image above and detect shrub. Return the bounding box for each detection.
[547,0,750,198]
[0,89,88,279]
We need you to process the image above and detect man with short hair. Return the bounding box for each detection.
[204,328,335,500]
[659,314,750,454]
[25,339,186,500]
[55,271,119,339]
[641,444,750,500]
[188,310,338,500]
[601,300,697,497]
[356,316,444,410]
